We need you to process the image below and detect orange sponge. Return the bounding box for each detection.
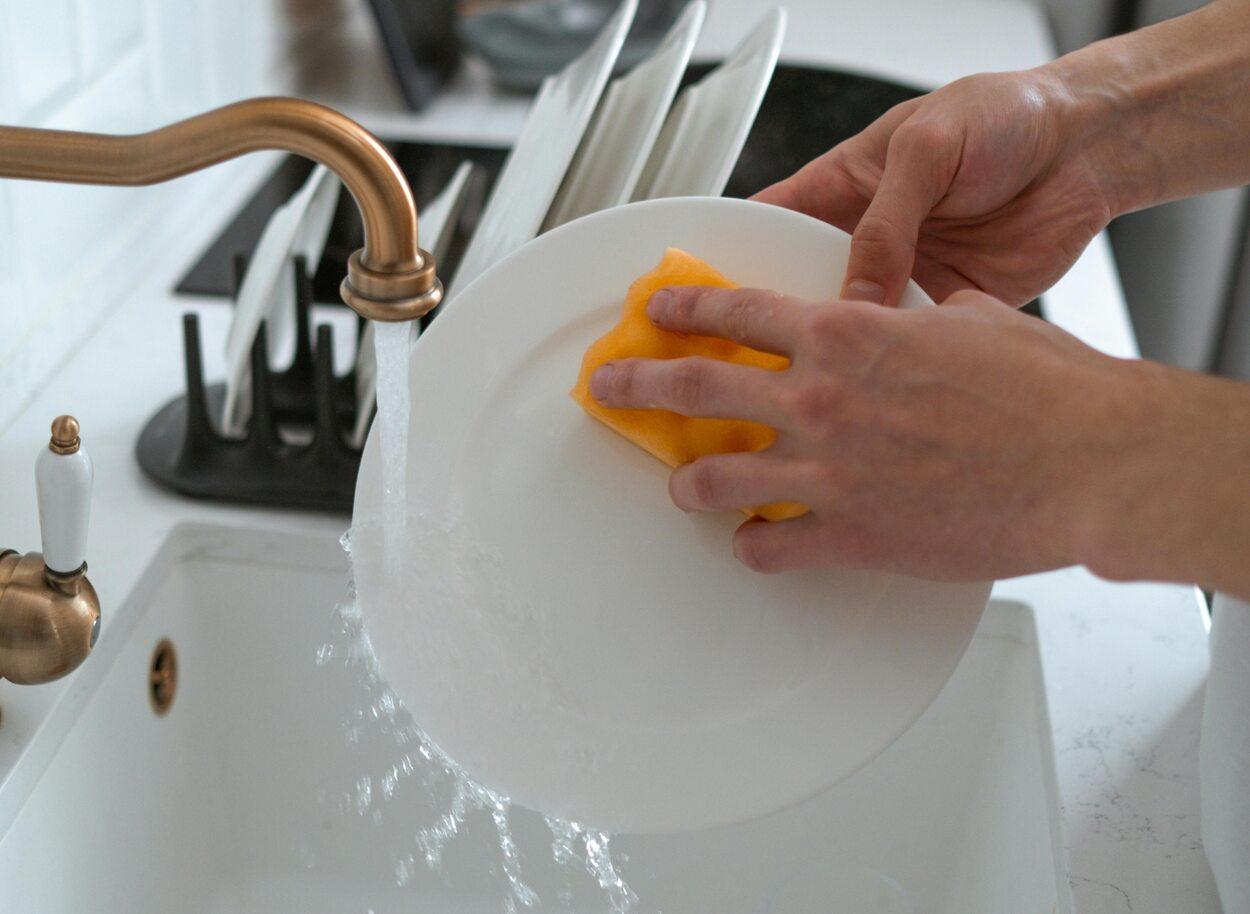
[571,248,806,522]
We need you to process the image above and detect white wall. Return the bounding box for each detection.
[0,0,344,429]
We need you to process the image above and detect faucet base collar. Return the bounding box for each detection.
[342,247,443,322]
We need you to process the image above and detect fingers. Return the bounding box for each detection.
[940,288,1001,310]
[647,286,805,356]
[842,120,959,307]
[750,150,867,233]
[909,257,981,304]
[732,515,824,573]
[750,98,921,227]
[732,514,878,574]
[750,147,849,218]
[668,453,811,513]
[589,356,782,423]
[751,169,811,211]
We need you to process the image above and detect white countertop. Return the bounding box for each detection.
[0,1,1218,911]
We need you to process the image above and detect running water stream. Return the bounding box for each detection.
[371,323,411,572]
[321,324,640,911]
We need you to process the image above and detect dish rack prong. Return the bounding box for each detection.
[244,321,281,453]
[176,312,215,468]
[136,256,373,512]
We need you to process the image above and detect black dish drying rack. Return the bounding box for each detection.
[137,256,376,513]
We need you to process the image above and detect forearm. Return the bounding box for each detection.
[1078,360,1250,599]
[1044,0,1250,217]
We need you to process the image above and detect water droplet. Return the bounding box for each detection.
[354,776,372,816]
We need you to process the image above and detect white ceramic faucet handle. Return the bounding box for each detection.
[35,415,94,575]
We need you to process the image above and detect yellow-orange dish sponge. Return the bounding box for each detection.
[571,248,807,522]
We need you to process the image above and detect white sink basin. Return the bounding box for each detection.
[0,524,1068,913]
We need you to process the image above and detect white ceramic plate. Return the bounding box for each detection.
[447,0,637,296]
[352,197,991,833]
[632,7,784,200]
[541,0,706,231]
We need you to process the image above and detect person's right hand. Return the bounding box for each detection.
[753,68,1113,308]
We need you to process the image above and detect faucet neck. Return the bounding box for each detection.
[0,97,440,321]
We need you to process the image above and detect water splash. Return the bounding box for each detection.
[546,818,639,914]
[317,582,642,912]
[316,590,540,908]
[492,799,539,908]
[331,332,642,911]
[585,831,638,913]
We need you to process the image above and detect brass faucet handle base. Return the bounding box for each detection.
[0,551,99,685]
[44,561,88,596]
[342,248,443,322]
[49,415,81,454]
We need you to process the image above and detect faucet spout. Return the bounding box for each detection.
[0,96,440,321]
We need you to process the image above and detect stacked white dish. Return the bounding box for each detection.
[219,0,787,418]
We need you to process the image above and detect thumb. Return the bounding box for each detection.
[750,157,830,218]
[842,124,954,306]
[751,174,800,209]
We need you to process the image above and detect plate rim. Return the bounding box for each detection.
[353,196,992,832]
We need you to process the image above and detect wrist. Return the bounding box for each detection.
[1072,360,1250,594]
[1036,46,1154,219]
[1040,0,1250,217]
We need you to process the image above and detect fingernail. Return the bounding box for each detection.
[589,364,614,400]
[844,279,886,304]
[647,289,672,324]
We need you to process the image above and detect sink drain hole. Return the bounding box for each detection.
[149,638,177,716]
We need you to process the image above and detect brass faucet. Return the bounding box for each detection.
[0,96,441,321]
[1,416,99,684]
[0,98,442,683]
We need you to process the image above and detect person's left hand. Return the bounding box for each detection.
[588,285,1156,580]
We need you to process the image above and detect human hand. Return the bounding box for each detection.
[589,285,1178,582]
[753,69,1113,308]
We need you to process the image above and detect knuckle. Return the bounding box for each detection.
[810,460,851,500]
[788,381,842,427]
[667,359,708,408]
[680,460,720,508]
[804,302,886,361]
[852,212,907,253]
[722,294,760,341]
[804,307,847,346]
[666,288,700,325]
[891,119,949,157]
[734,527,781,574]
[839,302,885,339]
[608,360,638,398]
[830,525,879,568]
